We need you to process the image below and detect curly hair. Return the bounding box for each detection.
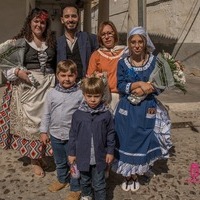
[13,8,56,48]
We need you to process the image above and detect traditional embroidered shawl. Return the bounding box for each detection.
[55,83,79,93]
[78,100,109,114]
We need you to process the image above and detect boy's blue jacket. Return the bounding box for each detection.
[68,109,115,172]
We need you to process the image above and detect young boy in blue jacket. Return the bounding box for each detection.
[40,60,82,200]
[68,77,115,200]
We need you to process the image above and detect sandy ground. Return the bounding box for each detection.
[0,74,200,200]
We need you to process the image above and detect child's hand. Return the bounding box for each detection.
[106,154,114,164]
[40,133,50,145]
[93,71,104,78]
[68,156,76,165]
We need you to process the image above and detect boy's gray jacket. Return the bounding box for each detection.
[40,88,83,140]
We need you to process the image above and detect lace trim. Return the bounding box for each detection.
[124,54,154,71]
[113,158,159,176]
[97,49,124,60]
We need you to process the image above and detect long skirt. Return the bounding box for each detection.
[0,71,55,159]
[113,97,172,177]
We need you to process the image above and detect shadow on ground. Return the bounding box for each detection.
[18,156,56,172]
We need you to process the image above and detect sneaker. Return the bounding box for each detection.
[121,178,132,191]
[81,196,92,200]
[131,179,140,192]
[66,191,81,200]
[48,180,68,192]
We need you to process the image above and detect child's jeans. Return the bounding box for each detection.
[50,135,80,191]
[80,165,106,200]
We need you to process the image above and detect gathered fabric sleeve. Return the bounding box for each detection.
[68,114,78,156]
[87,51,101,75]
[106,112,116,155]
[0,39,25,81]
[3,68,18,81]
[39,90,52,134]
[117,59,132,95]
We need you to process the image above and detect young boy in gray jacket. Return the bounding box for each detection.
[40,60,82,200]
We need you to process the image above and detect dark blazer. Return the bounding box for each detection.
[68,109,115,172]
[57,31,98,77]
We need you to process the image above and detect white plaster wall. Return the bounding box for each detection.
[0,0,27,43]
[108,0,200,68]
[107,0,199,43]
[26,0,35,15]
[0,0,199,69]
[146,0,199,42]
[109,0,129,33]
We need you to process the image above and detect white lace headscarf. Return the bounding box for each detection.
[122,26,155,58]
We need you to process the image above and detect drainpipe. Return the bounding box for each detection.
[138,0,146,29]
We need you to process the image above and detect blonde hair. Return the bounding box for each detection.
[81,77,105,95]
[56,60,77,75]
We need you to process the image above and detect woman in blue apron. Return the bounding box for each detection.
[113,27,172,192]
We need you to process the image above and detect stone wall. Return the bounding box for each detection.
[146,0,200,71]
[0,0,199,74]
[106,0,200,71]
[0,0,27,43]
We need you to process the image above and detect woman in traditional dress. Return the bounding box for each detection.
[87,21,125,112]
[113,27,172,191]
[0,8,56,177]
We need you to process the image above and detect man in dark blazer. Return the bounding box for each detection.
[57,3,98,82]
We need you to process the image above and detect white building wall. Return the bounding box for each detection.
[109,0,128,33]
[0,0,27,43]
[106,0,200,68]
[0,0,199,73]
[146,0,199,40]
[0,0,29,84]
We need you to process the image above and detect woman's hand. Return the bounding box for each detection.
[15,68,32,84]
[139,82,154,95]
[131,81,154,96]
[131,87,145,96]
[140,81,154,94]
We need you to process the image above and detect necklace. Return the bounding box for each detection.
[130,54,147,67]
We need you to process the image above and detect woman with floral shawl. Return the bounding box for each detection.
[113,27,172,192]
[0,8,56,177]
